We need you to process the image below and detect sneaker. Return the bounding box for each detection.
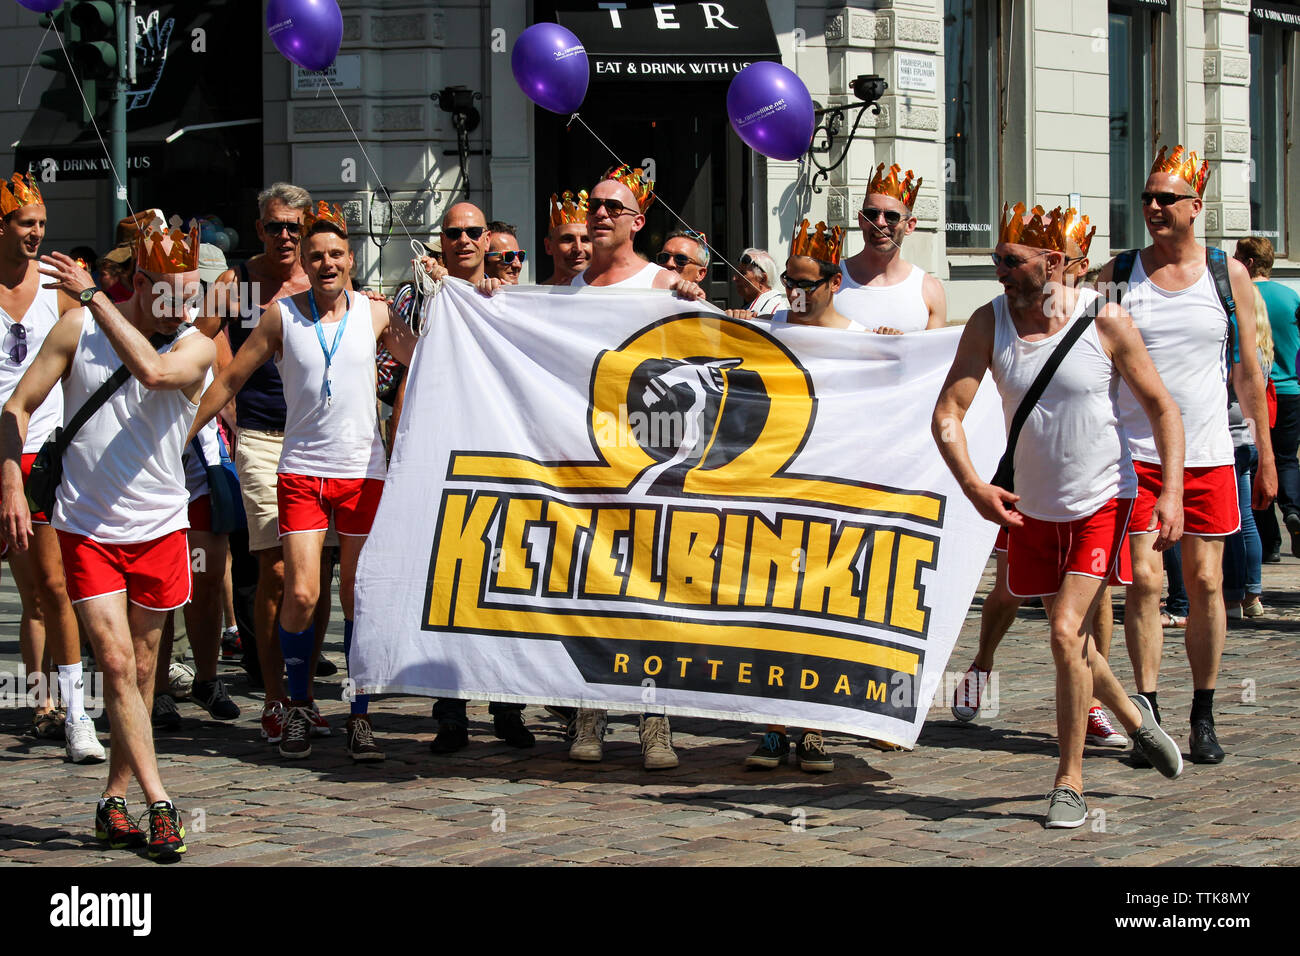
[167,662,194,700]
[429,721,469,754]
[306,700,331,737]
[260,699,287,743]
[639,716,678,770]
[1128,694,1183,778]
[1242,596,1265,619]
[346,714,385,762]
[151,693,181,731]
[191,677,240,721]
[65,714,106,763]
[95,796,145,849]
[1227,603,1243,620]
[493,710,535,748]
[278,705,313,759]
[146,801,186,861]
[951,663,990,722]
[1085,707,1127,747]
[569,709,607,762]
[745,731,789,769]
[220,626,241,661]
[796,731,834,773]
[545,705,579,739]
[1189,719,1225,764]
[1044,786,1088,829]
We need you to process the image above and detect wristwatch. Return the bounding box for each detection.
[77,286,103,305]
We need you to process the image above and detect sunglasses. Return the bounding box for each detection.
[990,250,1051,269]
[780,272,831,292]
[262,220,302,237]
[588,197,637,218]
[486,249,527,265]
[655,252,701,269]
[861,207,904,227]
[443,226,486,241]
[6,322,26,365]
[1140,191,1197,208]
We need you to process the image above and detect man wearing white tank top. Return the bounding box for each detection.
[836,164,946,333]
[934,203,1186,828]
[3,222,216,860]
[193,203,417,764]
[0,173,104,765]
[1098,146,1276,767]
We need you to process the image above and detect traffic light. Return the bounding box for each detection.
[68,1,117,80]
[36,2,118,124]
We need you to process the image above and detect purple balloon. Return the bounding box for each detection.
[266,0,343,73]
[727,62,816,162]
[511,23,589,115]
[16,0,65,13]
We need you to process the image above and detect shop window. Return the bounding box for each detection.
[1250,26,1287,255]
[944,0,999,250]
[1109,7,1155,252]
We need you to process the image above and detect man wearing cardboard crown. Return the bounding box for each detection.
[1098,146,1276,767]
[836,164,946,332]
[2,214,217,860]
[0,173,105,766]
[933,202,1187,828]
[541,189,592,286]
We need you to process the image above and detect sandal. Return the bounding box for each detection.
[30,706,66,740]
[1160,612,1186,628]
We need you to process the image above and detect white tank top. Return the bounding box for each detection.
[571,261,664,289]
[1116,254,1233,467]
[0,284,64,452]
[835,262,930,333]
[990,289,1135,521]
[54,320,200,543]
[768,311,869,332]
[182,367,221,500]
[275,292,386,480]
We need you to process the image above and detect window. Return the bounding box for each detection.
[1250,26,1287,254]
[944,0,999,250]
[1109,7,1154,251]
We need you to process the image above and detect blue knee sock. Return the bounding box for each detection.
[279,624,314,702]
[343,619,368,716]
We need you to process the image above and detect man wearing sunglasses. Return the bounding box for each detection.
[837,164,946,333]
[655,230,709,285]
[1098,146,1276,767]
[484,221,527,285]
[0,173,104,765]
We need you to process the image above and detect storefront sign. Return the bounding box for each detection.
[897,53,937,94]
[1252,1,1300,30]
[294,54,362,91]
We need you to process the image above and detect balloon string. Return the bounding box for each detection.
[16,21,54,108]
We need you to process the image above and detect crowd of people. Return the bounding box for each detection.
[0,142,1296,858]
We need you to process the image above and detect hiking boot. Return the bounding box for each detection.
[569,709,606,762]
[796,731,834,773]
[151,693,181,731]
[1189,719,1225,764]
[278,705,313,759]
[1044,786,1087,829]
[429,721,469,754]
[346,714,385,762]
[65,714,106,764]
[260,699,287,743]
[306,700,331,737]
[493,710,535,748]
[192,677,240,721]
[639,715,678,770]
[146,801,186,861]
[952,663,990,722]
[1129,694,1183,778]
[95,796,145,849]
[745,731,790,769]
[1085,707,1127,747]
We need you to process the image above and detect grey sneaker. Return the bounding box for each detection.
[569,709,607,762]
[1044,786,1088,829]
[639,716,679,770]
[1129,694,1183,779]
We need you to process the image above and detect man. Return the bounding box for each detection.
[541,190,591,286]
[1101,146,1277,766]
[192,203,416,762]
[1235,236,1300,561]
[3,220,217,859]
[952,211,1128,747]
[933,202,1186,827]
[655,230,709,285]
[837,164,946,331]
[0,173,102,764]
[200,183,337,745]
[484,221,526,285]
[726,247,783,318]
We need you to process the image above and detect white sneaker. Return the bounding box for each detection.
[569,709,607,762]
[951,663,990,722]
[639,716,679,770]
[167,661,195,700]
[65,715,106,764]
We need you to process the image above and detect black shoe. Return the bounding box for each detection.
[146,801,186,861]
[1189,719,1225,764]
[745,731,790,769]
[315,656,339,678]
[429,721,469,754]
[191,677,240,721]
[493,711,535,748]
[95,796,146,849]
[220,627,242,661]
[151,693,181,731]
[1264,547,1281,564]
[1286,513,1300,558]
[796,731,835,773]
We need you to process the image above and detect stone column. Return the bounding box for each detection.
[1199,0,1253,249]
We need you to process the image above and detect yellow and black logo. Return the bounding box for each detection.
[425,314,945,718]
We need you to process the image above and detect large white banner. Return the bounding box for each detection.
[353,279,1004,746]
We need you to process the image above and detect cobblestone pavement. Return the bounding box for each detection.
[2,554,1297,867]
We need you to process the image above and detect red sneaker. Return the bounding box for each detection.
[260,699,287,743]
[1085,707,1127,747]
[951,663,990,722]
[306,700,331,737]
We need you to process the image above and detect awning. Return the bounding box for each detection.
[1252,1,1300,30]
[1109,0,1172,12]
[553,1,781,81]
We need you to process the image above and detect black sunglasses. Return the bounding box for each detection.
[1140,191,1197,208]
[588,197,636,218]
[262,220,302,237]
[7,322,26,365]
[486,249,527,265]
[443,226,486,241]
[655,252,700,269]
[861,207,904,227]
[780,272,831,292]
[990,250,1052,269]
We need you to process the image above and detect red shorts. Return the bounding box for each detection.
[2,453,45,558]
[1128,461,1239,537]
[57,529,193,611]
[1006,498,1134,598]
[277,473,383,538]
[188,494,212,534]
[994,526,1009,552]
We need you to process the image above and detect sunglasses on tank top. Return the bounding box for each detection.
[6,322,27,365]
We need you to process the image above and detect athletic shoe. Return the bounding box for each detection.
[191,677,240,721]
[260,699,287,743]
[1189,719,1225,764]
[569,709,607,762]
[220,626,241,661]
[1242,596,1265,619]
[65,714,106,763]
[278,706,313,759]
[951,663,990,722]
[745,730,790,769]
[796,731,834,773]
[493,710,535,748]
[1085,707,1127,747]
[346,714,385,762]
[1227,603,1243,620]
[1044,786,1087,829]
[1128,694,1183,778]
[429,721,469,754]
[639,716,678,770]
[306,700,331,737]
[167,662,195,700]
[146,801,186,861]
[151,693,181,731]
[95,796,145,849]
[544,705,579,739]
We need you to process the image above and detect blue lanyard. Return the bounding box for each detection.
[307,289,350,405]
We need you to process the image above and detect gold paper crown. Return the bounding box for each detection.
[790,219,844,266]
[997,203,1074,253]
[1150,145,1210,197]
[304,200,348,236]
[1062,208,1096,258]
[866,163,922,210]
[1,173,44,217]
[602,165,655,213]
[549,189,589,229]
[135,224,201,276]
